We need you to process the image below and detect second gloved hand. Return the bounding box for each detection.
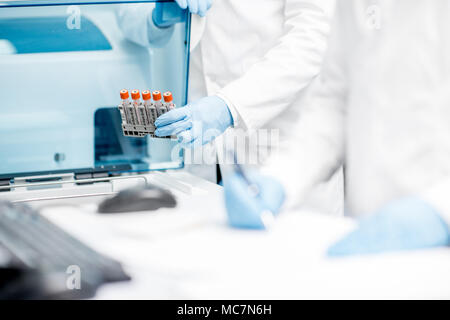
[327,197,450,257]
[175,0,212,17]
[155,96,233,148]
[224,171,285,230]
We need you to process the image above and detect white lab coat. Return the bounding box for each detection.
[117,0,344,215]
[263,0,450,224]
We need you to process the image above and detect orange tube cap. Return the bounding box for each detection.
[152,91,162,101]
[120,89,129,100]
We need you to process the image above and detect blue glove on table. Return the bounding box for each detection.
[155,96,233,148]
[224,171,285,230]
[328,197,450,257]
[175,0,213,17]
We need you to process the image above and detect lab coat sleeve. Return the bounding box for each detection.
[116,4,174,48]
[261,9,347,210]
[217,0,336,132]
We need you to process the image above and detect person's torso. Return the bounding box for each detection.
[189,0,286,98]
[342,0,450,216]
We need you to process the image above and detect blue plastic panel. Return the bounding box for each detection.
[0,0,189,178]
[0,16,112,53]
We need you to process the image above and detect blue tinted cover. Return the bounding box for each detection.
[0,0,189,178]
[0,16,112,53]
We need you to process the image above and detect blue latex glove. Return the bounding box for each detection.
[328,197,450,257]
[175,0,213,17]
[224,171,285,230]
[152,2,186,29]
[155,96,233,148]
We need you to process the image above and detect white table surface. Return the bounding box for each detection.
[32,172,450,300]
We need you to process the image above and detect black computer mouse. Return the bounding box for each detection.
[97,184,177,214]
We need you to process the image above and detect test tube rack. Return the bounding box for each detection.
[118,89,175,139]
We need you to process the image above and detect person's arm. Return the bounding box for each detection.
[116,0,211,48]
[325,168,450,258]
[260,6,348,210]
[155,0,338,146]
[116,3,175,48]
[218,0,336,131]
[223,7,349,228]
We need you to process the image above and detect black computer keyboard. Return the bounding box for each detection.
[0,201,130,299]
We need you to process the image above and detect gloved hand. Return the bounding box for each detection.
[153,0,212,29]
[155,96,233,148]
[224,171,285,230]
[175,0,213,17]
[327,197,450,257]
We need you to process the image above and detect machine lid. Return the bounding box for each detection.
[0,0,190,179]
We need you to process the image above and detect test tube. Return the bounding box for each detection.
[119,89,130,124]
[163,91,176,110]
[152,91,167,116]
[124,90,138,125]
[142,90,158,125]
[136,92,150,126]
[131,90,142,125]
